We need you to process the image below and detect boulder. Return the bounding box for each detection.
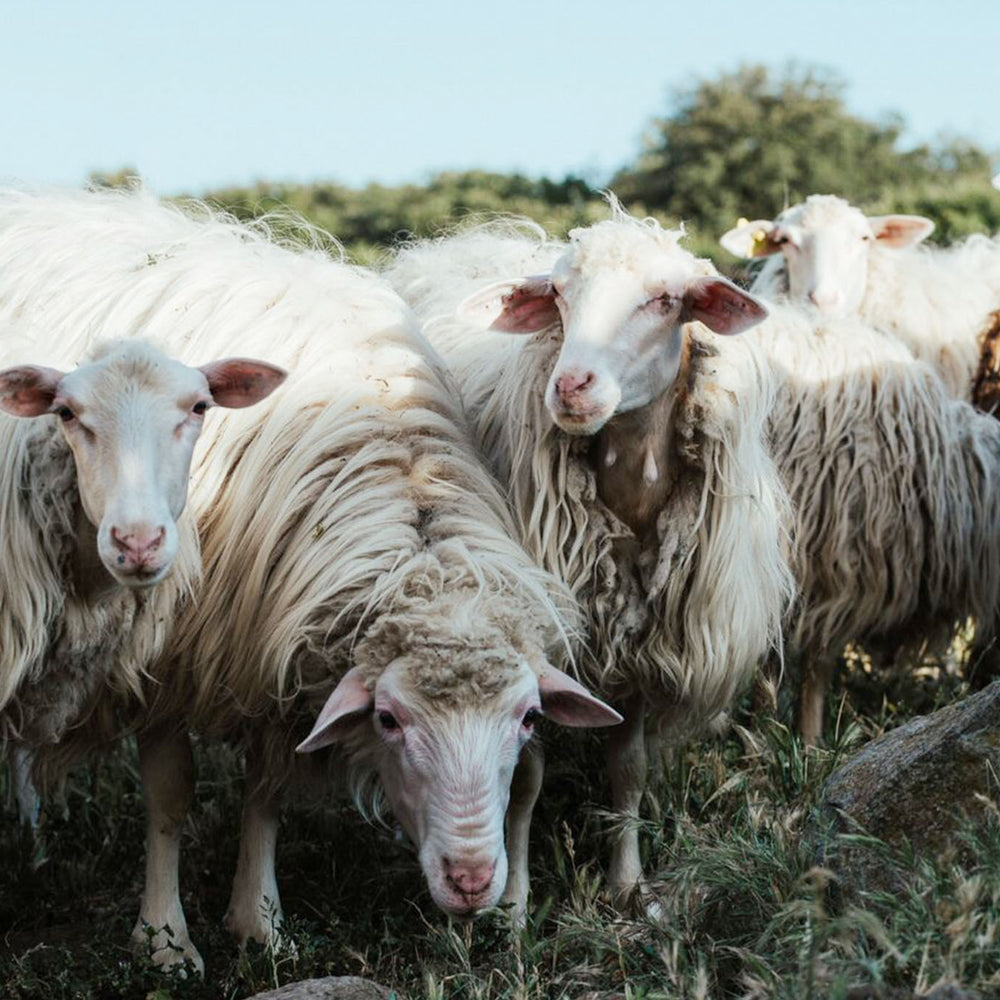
[815,680,1000,901]
[845,985,976,1000]
[244,976,401,1000]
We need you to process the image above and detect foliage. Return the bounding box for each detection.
[198,172,614,266]
[94,63,989,271]
[613,64,999,250]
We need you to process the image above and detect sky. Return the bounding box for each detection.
[2,0,997,197]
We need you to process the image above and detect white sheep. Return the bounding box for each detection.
[0,187,621,972]
[0,338,283,800]
[389,199,1000,894]
[388,205,796,905]
[720,194,1000,405]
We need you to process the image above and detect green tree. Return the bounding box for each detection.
[613,64,997,246]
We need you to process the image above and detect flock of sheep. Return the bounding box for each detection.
[1,184,1000,973]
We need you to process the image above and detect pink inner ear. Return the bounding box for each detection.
[537,665,622,728]
[492,283,560,333]
[870,215,935,248]
[296,666,373,753]
[199,358,287,409]
[682,277,768,336]
[0,365,65,418]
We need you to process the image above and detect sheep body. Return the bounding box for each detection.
[0,412,198,749]
[750,307,1000,660]
[390,220,794,736]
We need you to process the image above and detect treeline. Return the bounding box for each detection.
[97,65,1000,266]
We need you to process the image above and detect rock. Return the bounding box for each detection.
[845,985,976,1000]
[243,976,402,1000]
[814,680,1000,902]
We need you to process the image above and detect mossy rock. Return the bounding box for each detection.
[244,976,401,1000]
[815,680,1000,901]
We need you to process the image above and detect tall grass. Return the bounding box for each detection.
[1,655,996,999]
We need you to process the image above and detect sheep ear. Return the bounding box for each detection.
[0,365,66,417]
[199,358,287,409]
[868,214,935,248]
[296,667,373,752]
[457,276,559,334]
[719,219,780,259]
[537,664,622,728]
[681,276,769,336]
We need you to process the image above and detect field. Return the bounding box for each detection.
[2,652,998,1000]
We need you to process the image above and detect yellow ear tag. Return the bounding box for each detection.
[751,229,770,256]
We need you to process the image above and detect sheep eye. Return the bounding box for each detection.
[522,707,542,729]
[56,406,75,423]
[378,711,399,731]
[192,401,209,416]
[776,235,790,246]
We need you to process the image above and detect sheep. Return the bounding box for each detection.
[0,338,283,800]
[388,199,1000,893]
[719,194,1000,407]
[0,187,621,972]
[387,206,796,906]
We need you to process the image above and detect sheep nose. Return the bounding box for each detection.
[443,857,496,899]
[110,525,166,566]
[808,289,840,311]
[555,370,595,402]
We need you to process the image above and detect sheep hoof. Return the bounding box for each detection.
[606,879,665,922]
[131,922,204,976]
[497,892,529,930]
[225,907,290,956]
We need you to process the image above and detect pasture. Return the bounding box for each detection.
[2,653,996,999]
[0,69,1000,1000]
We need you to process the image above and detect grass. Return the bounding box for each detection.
[1,648,998,1000]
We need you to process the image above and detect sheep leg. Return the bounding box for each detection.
[606,695,648,907]
[10,746,42,832]
[131,726,203,973]
[225,757,283,949]
[800,656,836,747]
[499,739,544,923]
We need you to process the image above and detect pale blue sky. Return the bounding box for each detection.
[2,0,997,195]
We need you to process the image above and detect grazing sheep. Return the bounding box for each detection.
[0,338,283,781]
[388,205,796,905]
[0,187,620,971]
[720,194,1000,406]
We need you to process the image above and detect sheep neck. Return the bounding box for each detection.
[591,353,688,542]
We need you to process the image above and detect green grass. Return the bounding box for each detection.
[2,651,998,1000]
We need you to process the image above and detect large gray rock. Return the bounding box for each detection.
[815,680,1000,901]
[845,985,976,1000]
[244,977,402,1000]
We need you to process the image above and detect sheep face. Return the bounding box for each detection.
[459,222,767,436]
[0,342,285,588]
[720,195,935,316]
[298,655,621,917]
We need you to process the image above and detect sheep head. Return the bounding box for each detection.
[720,194,935,316]
[297,619,620,918]
[459,208,767,435]
[0,340,285,587]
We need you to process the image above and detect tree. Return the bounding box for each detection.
[613,64,996,244]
